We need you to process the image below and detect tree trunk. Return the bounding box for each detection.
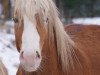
[2,0,11,19]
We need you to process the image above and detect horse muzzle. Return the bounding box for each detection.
[19,51,41,72]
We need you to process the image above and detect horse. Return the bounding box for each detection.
[0,59,8,75]
[13,0,100,75]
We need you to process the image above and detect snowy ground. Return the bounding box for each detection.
[0,17,100,75]
[0,33,19,75]
[73,17,100,25]
[0,20,19,75]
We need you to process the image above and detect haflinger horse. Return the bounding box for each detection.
[13,0,100,75]
[0,59,8,75]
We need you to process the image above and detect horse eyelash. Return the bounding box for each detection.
[12,18,18,23]
[46,18,49,23]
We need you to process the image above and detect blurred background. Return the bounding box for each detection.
[0,0,100,75]
[54,0,100,24]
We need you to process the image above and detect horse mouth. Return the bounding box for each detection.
[21,65,39,72]
[20,59,41,72]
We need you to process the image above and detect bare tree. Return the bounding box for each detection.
[2,0,11,19]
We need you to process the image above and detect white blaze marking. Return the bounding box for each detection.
[21,15,40,55]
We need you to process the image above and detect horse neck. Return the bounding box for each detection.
[41,25,92,75]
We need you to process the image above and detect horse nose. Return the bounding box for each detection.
[20,51,41,62]
[36,51,40,58]
[20,51,24,59]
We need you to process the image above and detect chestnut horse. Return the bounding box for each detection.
[13,0,100,75]
[0,59,8,75]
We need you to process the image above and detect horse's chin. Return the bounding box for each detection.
[22,66,39,72]
[20,59,41,72]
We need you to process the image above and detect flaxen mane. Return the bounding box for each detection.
[14,0,78,72]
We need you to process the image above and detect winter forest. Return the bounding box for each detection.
[1,0,100,22]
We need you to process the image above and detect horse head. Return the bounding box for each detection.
[14,0,75,73]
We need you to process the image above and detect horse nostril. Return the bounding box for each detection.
[36,51,40,58]
[20,51,24,59]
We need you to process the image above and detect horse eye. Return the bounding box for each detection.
[13,18,18,23]
[46,18,48,23]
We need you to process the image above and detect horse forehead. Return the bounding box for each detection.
[25,1,49,16]
[15,0,50,16]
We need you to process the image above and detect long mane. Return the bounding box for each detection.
[14,0,77,73]
[47,0,77,72]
